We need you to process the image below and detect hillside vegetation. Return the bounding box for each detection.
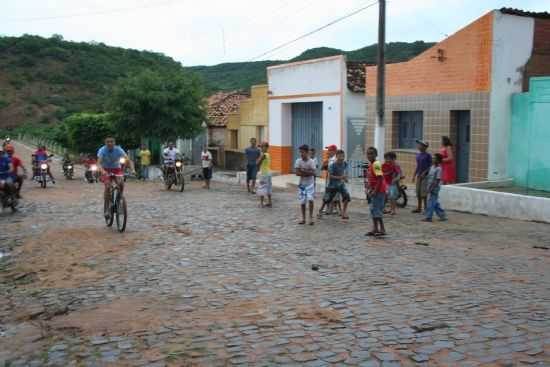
[0,34,434,131]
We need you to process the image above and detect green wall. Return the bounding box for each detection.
[509,77,550,191]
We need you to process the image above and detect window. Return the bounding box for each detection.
[229,130,238,149]
[398,111,423,149]
[257,126,265,143]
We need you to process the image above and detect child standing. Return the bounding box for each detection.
[423,153,447,222]
[295,144,316,225]
[319,149,351,219]
[256,142,272,208]
[201,145,213,190]
[412,140,432,213]
[366,147,387,237]
[382,152,399,215]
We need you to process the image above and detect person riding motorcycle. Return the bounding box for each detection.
[162,142,181,177]
[97,137,135,220]
[33,145,55,183]
[4,145,26,198]
[84,154,99,182]
[0,146,15,198]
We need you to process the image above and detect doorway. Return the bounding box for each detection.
[453,110,471,183]
[291,102,323,170]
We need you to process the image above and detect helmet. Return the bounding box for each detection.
[5,144,14,153]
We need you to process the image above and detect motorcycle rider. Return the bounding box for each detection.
[84,154,98,182]
[97,137,135,220]
[0,146,15,197]
[34,145,55,183]
[4,145,26,198]
[162,141,181,176]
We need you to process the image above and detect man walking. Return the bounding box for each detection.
[244,138,261,194]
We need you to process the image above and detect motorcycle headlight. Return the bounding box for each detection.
[119,158,126,164]
[91,165,97,171]
[175,161,182,168]
[67,165,73,169]
[40,163,48,170]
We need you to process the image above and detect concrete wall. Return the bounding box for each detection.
[488,12,534,180]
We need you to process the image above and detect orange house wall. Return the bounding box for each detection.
[270,146,293,174]
[366,12,494,97]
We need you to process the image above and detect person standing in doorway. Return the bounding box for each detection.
[412,140,432,214]
[244,138,261,194]
[440,136,456,185]
[201,145,213,190]
[138,144,151,181]
[256,142,272,208]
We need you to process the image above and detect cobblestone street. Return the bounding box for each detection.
[1,150,549,366]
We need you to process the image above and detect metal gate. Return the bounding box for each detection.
[346,117,367,161]
[291,102,323,170]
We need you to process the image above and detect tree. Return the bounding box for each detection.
[63,113,115,154]
[109,69,207,143]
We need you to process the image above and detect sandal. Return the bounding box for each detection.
[365,231,376,236]
[298,220,306,225]
[374,232,386,237]
[411,209,421,213]
[341,215,349,220]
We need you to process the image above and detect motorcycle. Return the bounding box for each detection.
[358,162,407,208]
[85,164,99,183]
[63,160,74,180]
[33,157,53,189]
[163,159,185,192]
[0,184,18,213]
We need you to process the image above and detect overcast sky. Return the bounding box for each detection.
[3,0,550,66]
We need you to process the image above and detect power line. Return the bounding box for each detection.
[3,0,178,23]
[248,0,379,61]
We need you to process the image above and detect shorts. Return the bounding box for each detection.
[298,183,315,204]
[323,183,351,204]
[370,192,385,219]
[203,167,212,180]
[246,163,258,181]
[416,176,428,198]
[100,167,124,183]
[387,183,399,200]
[257,174,272,196]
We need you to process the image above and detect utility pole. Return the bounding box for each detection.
[375,0,386,154]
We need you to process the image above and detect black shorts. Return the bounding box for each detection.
[203,167,212,180]
[246,164,258,181]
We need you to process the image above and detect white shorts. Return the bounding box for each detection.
[298,183,315,204]
[257,174,272,196]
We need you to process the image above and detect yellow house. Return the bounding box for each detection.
[226,84,268,151]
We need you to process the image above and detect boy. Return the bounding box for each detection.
[245,138,261,194]
[366,147,386,237]
[423,153,447,222]
[256,142,272,208]
[412,140,431,213]
[295,144,316,225]
[382,152,399,215]
[201,145,213,189]
[319,149,351,219]
[321,144,341,215]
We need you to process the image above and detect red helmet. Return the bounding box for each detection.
[4,144,14,153]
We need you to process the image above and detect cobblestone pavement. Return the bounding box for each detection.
[1,144,549,366]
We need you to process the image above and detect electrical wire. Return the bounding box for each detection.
[247,0,379,61]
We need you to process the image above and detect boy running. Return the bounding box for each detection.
[423,153,447,222]
[319,149,351,219]
[295,144,316,225]
[256,142,272,208]
[366,147,386,237]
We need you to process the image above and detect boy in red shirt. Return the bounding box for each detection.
[4,145,26,198]
[382,152,400,215]
[366,147,386,237]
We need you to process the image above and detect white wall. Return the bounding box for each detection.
[268,56,343,96]
[489,11,534,180]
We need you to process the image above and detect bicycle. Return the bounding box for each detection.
[103,172,127,233]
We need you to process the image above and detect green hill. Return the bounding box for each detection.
[0,34,434,131]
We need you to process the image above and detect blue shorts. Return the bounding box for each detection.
[387,184,399,200]
[246,164,258,181]
[323,183,351,203]
[370,192,385,219]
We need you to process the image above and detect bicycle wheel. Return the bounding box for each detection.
[105,194,114,227]
[115,193,127,233]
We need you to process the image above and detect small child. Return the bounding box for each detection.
[423,153,447,222]
[295,144,316,225]
[256,142,272,208]
[319,149,351,219]
[382,152,400,215]
[366,147,387,237]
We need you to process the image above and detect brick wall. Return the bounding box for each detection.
[366,12,493,97]
[523,18,550,91]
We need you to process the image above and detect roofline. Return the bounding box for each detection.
[267,55,345,71]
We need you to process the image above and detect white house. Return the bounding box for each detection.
[267,55,368,173]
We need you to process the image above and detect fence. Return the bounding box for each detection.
[347,159,367,179]
[16,134,66,156]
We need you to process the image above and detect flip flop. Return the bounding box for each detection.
[309,221,315,226]
[411,209,422,213]
[365,231,376,236]
[341,216,349,220]
[374,232,386,237]
[298,221,306,225]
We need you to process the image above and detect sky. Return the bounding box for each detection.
[2,0,550,66]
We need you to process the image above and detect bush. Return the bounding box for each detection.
[63,112,115,153]
[0,99,10,109]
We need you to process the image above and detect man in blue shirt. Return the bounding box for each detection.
[0,147,15,196]
[97,137,134,219]
[412,140,432,213]
[244,138,261,194]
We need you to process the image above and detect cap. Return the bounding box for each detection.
[415,140,429,148]
[325,144,337,151]
[4,144,14,152]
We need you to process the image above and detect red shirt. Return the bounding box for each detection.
[10,155,22,175]
[382,162,398,186]
[367,160,386,193]
[84,158,97,166]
